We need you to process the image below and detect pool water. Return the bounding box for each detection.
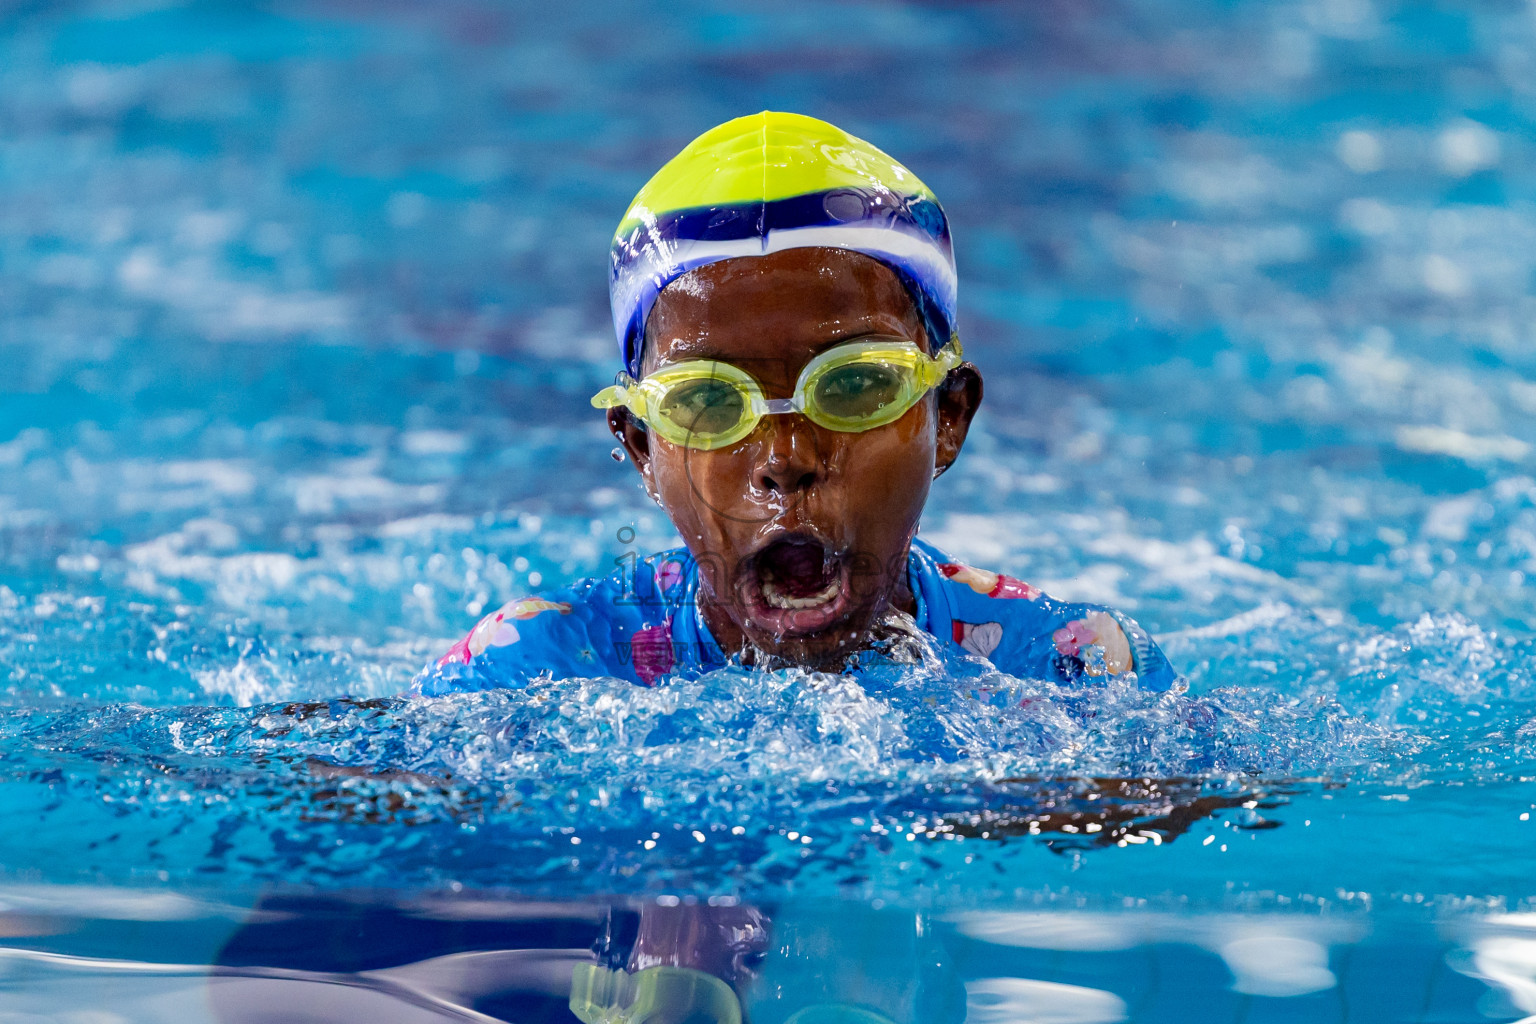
[2,0,1535,1020]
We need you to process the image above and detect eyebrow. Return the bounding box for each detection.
[659,321,925,364]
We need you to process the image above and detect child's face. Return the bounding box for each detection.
[610,247,982,667]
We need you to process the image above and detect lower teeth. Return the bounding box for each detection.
[761,575,841,610]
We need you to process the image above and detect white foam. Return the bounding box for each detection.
[116,246,352,339]
[398,430,470,456]
[1396,426,1530,464]
[1438,119,1500,177]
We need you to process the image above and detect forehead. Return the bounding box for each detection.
[642,247,926,374]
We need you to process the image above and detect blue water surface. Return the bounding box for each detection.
[2,0,1536,1020]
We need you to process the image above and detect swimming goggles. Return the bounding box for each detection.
[591,337,963,451]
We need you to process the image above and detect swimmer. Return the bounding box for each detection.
[413,112,1180,694]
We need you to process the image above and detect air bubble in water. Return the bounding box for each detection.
[611,447,626,463]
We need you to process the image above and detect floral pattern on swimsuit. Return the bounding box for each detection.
[411,538,1180,695]
[437,598,572,666]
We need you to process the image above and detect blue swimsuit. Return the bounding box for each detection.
[412,538,1179,696]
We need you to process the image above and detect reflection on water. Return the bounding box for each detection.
[0,889,1529,1023]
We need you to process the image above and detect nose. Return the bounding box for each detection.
[753,415,821,495]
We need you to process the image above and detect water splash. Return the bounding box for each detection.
[0,636,1426,893]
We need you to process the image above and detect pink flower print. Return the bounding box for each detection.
[438,611,504,666]
[437,597,570,666]
[438,631,477,667]
[656,559,685,595]
[1051,619,1092,658]
[504,598,572,620]
[630,618,675,686]
[1052,611,1134,676]
[940,562,996,594]
[989,575,1041,601]
[952,620,1004,658]
[467,612,520,658]
[939,562,1041,601]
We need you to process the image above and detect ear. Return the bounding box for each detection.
[933,362,983,479]
[607,408,660,501]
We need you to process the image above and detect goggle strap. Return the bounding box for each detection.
[927,338,963,385]
[941,337,962,368]
[590,376,647,416]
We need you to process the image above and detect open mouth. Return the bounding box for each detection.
[742,533,851,635]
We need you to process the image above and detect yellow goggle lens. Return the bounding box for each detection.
[656,377,746,434]
[809,360,905,421]
[645,362,760,450]
[591,338,961,451]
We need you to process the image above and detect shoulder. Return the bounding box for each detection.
[411,549,694,696]
[911,538,1045,616]
[411,591,588,696]
[435,594,582,669]
[911,538,1180,691]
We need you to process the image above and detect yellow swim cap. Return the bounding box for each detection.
[609,112,956,376]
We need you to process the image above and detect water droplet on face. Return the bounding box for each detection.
[611,447,626,463]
